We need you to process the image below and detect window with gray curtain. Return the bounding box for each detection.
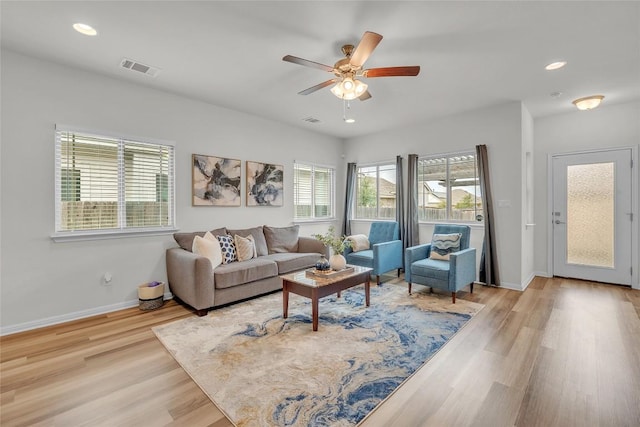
[417,152,482,223]
[343,162,356,236]
[355,163,397,220]
[406,154,419,248]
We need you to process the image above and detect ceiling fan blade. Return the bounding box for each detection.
[283,55,334,72]
[349,31,383,68]
[363,66,421,78]
[358,90,372,101]
[298,79,336,95]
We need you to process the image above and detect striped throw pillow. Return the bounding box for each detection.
[234,234,257,262]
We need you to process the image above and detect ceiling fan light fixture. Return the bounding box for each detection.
[354,80,367,95]
[330,83,345,98]
[330,78,368,100]
[342,78,354,91]
[572,95,604,110]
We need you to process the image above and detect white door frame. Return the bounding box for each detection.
[546,146,639,289]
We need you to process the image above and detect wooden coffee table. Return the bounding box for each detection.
[280,265,373,331]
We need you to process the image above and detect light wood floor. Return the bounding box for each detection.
[1,276,639,426]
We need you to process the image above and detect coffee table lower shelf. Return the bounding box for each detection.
[280,265,373,331]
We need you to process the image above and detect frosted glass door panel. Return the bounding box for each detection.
[552,149,632,286]
[566,163,614,268]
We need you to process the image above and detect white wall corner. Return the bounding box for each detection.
[498,281,525,292]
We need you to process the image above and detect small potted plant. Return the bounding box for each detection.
[312,225,351,270]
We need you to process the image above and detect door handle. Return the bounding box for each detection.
[555,220,565,224]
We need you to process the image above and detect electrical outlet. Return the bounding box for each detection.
[103,273,113,285]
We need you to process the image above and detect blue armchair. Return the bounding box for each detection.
[344,221,403,285]
[404,224,476,303]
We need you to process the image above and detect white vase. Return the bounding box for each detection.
[329,254,346,271]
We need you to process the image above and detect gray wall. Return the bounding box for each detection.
[0,50,343,332]
[344,102,528,289]
[533,101,640,286]
[521,105,535,285]
[2,49,638,333]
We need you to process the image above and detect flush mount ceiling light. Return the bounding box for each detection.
[73,23,97,36]
[545,61,567,71]
[572,95,605,110]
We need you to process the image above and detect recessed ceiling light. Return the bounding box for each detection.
[73,23,97,36]
[545,61,567,71]
[344,118,355,124]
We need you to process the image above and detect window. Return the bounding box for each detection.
[54,127,175,239]
[417,152,482,222]
[355,163,396,219]
[293,162,335,220]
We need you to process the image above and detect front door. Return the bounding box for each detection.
[552,149,633,285]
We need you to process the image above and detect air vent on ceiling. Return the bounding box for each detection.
[302,116,321,124]
[120,58,161,77]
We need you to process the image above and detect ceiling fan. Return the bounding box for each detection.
[283,31,420,101]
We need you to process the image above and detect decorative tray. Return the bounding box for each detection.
[305,266,355,279]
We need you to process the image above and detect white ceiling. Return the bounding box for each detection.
[2,1,639,139]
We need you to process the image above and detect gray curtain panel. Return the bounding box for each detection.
[476,144,500,286]
[406,154,419,248]
[343,162,357,236]
[396,156,406,262]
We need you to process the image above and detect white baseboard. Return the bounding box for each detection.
[1,292,173,336]
[498,281,525,291]
[494,272,550,292]
[521,272,536,291]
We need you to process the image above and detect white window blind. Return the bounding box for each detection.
[54,127,175,239]
[293,162,335,220]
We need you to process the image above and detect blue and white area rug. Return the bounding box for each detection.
[153,281,483,427]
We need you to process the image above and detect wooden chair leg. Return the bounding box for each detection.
[397,268,401,277]
[377,275,381,285]
[470,282,474,293]
[195,308,208,317]
[452,292,456,304]
[408,282,412,295]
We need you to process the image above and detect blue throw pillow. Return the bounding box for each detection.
[430,233,462,261]
[216,234,238,264]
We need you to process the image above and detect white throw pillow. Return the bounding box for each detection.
[192,232,223,269]
[347,234,370,252]
[234,234,257,262]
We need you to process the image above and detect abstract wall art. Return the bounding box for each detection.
[246,161,284,206]
[192,154,241,206]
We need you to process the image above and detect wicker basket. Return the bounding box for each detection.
[138,282,165,311]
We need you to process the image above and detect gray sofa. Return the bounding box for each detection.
[166,225,325,316]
